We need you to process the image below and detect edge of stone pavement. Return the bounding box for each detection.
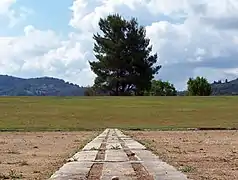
[48,129,109,179]
[49,128,191,180]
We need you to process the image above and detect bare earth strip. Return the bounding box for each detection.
[127,130,238,180]
[0,131,97,180]
[50,129,188,180]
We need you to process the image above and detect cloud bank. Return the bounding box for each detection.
[0,0,238,90]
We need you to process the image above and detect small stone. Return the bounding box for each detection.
[66,158,73,162]
[111,176,119,180]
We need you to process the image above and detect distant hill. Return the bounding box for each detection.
[0,75,86,96]
[1,75,238,96]
[177,78,238,96]
[211,78,238,95]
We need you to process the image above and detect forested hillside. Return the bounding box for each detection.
[0,75,85,96]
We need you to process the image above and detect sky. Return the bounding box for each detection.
[0,0,238,90]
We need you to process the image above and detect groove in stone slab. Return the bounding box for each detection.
[86,129,110,180]
[116,130,154,180]
[101,162,137,180]
[123,147,154,180]
[83,129,109,151]
[96,129,109,160]
[131,163,154,180]
[86,163,104,180]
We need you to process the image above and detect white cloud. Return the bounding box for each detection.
[1,0,238,89]
[0,25,95,86]
[0,0,15,13]
[143,0,238,89]
[0,0,33,27]
[69,0,115,32]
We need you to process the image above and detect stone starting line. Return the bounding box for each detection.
[49,129,188,180]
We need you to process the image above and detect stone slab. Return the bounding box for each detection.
[105,149,129,162]
[50,128,188,180]
[95,128,110,139]
[49,162,93,180]
[72,150,98,161]
[133,149,162,161]
[82,130,110,151]
[142,160,188,180]
[106,142,122,150]
[82,139,103,151]
[123,139,146,150]
[133,150,188,180]
[101,162,136,180]
[115,129,129,138]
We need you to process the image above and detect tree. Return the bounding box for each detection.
[150,80,177,96]
[187,76,212,96]
[89,14,161,96]
[84,87,96,96]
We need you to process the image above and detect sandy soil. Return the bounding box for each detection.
[0,131,97,180]
[127,130,238,180]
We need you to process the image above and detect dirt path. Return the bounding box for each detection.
[50,129,188,180]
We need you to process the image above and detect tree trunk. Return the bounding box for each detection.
[115,70,119,96]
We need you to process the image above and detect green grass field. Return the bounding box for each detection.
[0,96,237,131]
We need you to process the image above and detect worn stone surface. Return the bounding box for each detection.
[106,137,122,150]
[82,139,104,151]
[49,128,189,180]
[133,149,162,161]
[105,149,129,162]
[72,150,98,161]
[142,160,188,180]
[123,139,146,150]
[50,162,93,179]
[101,162,136,180]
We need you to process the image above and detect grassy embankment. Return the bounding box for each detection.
[0,96,237,131]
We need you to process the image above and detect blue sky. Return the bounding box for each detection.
[1,0,74,36]
[0,0,238,90]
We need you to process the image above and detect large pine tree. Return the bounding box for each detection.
[89,14,161,96]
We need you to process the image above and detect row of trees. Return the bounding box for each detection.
[146,80,176,96]
[86,14,212,96]
[85,77,212,96]
[85,79,177,96]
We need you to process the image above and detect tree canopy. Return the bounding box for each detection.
[89,14,161,96]
[187,76,212,96]
[150,80,177,96]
